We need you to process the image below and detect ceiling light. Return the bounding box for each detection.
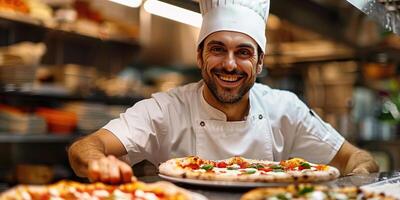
[108,0,142,8]
[144,0,202,28]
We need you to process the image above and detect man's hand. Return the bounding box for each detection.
[330,141,379,176]
[88,155,134,184]
[343,150,378,175]
[68,129,133,183]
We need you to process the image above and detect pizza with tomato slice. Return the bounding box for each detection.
[0,180,198,200]
[159,156,340,183]
[241,184,397,200]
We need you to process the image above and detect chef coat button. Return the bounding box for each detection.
[200,121,205,127]
[258,114,263,119]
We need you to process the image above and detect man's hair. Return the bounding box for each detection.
[197,41,264,65]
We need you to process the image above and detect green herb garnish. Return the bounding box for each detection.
[277,193,289,200]
[271,165,283,169]
[201,164,214,171]
[298,186,314,195]
[300,162,311,169]
[273,169,284,172]
[227,165,239,170]
[250,164,264,169]
[243,169,257,174]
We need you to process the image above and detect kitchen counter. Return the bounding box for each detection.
[138,171,400,200]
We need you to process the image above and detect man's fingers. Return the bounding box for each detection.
[87,155,133,184]
[118,162,133,183]
[108,157,121,184]
[88,161,100,182]
[99,157,110,183]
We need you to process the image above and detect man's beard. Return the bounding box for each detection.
[202,68,255,104]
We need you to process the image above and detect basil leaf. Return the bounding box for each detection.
[277,193,289,200]
[298,186,314,195]
[201,164,214,171]
[271,165,283,169]
[243,169,257,174]
[227,166,239,170]
[250,164,264,169]
[300,162,311,169]
[273,169,284,172]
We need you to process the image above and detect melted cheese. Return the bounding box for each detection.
[134,190,159,200]
[92,189,110,197]
[113,189,132,200]
[213,167,241,175]
[307,191,327,200]
[212,167,268,176]
[329,192,348,200]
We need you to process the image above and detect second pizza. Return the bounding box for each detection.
[159,156,340,183]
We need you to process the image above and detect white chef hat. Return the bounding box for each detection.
[197,0,270,53]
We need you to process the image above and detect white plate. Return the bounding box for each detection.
[159,174,290,188]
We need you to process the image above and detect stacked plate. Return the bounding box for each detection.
[0,42,46,90]
[0,110,47,135]
[0,64,36,90]
[64,102,111,134]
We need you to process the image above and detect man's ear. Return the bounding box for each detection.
[197,48,203,69]
[256,53,265,74]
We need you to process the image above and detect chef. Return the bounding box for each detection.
[68,0,378,183]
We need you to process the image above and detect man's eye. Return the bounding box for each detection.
[210,47,224,53]
[237,49,251,56]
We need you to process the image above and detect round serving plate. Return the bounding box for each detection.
[159,174,291,188]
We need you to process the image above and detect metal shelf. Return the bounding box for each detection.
[0,133,82,143]
[0,90,144,106]
[0,11,140,47]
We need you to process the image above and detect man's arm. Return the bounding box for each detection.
[329,140,379,175]
[68,129,133,183]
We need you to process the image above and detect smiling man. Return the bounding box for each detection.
[68,0,378,183]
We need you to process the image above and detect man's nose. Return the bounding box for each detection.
[222,52,237,71]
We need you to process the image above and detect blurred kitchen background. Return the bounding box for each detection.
[0,0,399,188]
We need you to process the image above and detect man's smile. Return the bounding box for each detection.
[213,71,245,88]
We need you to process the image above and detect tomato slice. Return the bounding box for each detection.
[216,161,227,168]
[185,163,199,170]
[285,163,297,170]
[239,162,249,169]
[259,168,273,172]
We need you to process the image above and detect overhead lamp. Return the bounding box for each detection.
[108,0,143,8]
[144,0,202,28]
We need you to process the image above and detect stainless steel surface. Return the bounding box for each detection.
[139,172,400,200]
[0,134,79,143]
[361,176,400,198]
[346,0,400,34]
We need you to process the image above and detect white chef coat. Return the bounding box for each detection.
[103,81,344,166]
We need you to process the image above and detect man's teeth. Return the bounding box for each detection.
[219,75,240,82]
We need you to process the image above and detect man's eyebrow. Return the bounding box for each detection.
[237,43,256,50]
[206,41,255,50]
[206,40,225,46]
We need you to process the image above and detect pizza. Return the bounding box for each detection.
[0,180,194,200]
[159,156,340,183]
[240,184,397,200]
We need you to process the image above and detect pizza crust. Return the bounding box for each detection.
[159,158,188,178]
